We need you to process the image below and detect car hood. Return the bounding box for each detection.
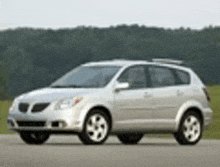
[19,87,101,103]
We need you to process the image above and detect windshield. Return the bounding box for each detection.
[50,65,121,88]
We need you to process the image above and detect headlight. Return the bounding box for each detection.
[54,96,83,110]
[8,100,17,114]
[8,95,24,114]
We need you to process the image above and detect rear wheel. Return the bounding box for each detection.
[78,109,110,145]
[117,133,143,144]
[174,111,202,145]
[20,131,50,145]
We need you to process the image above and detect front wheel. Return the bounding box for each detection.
[20,131,50,145]
[174,111,202,145]
[117,133,143,144]
[78,109,110,145]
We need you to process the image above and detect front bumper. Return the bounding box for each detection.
[7,107,83,133]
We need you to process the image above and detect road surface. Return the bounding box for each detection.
[0,134,219,167]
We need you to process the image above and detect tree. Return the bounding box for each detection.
[0,60,9,100]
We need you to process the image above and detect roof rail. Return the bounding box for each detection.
[152,58,184,65]
[112,59,128,61]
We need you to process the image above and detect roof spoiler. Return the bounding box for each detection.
[152,59,184,65]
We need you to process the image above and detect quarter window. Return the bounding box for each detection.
[175,70,190,85]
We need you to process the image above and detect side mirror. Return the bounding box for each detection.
[114,82,129,92]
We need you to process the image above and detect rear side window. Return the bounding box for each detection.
[148,65,191,87]
[175,70,190,85]
[148,66,175,87]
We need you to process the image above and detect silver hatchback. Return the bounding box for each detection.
[7,59,213,145]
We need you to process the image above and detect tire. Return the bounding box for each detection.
[117,133,143,144]
[20,131,50,145]
[78,109,110,145]
[174,111,202,145]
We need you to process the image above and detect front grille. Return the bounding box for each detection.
[19,103,29,113]
[17,121,46,127]
[32,103,50,113]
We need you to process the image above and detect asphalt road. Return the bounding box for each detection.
[0,134,220,167]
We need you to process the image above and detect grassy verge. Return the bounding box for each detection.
[203,85,220,139]
[0,85,220,138]
[0,100,14,134]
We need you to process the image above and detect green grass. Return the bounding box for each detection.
[0,85,220,138]
[0,100,14,134]
[203,85,220,139]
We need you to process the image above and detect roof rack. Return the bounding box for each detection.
[152,58,184,65]
[112,59,128,61]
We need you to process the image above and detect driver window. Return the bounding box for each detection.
[118,66,147,89]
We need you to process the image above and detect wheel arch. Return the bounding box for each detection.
[175,101,205,131]
[85,105,113,131]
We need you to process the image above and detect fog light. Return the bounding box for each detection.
[59,121,67,128]
[52,121,67,128]
[52,121,59,127]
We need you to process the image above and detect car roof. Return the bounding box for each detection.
[83,59,191,72]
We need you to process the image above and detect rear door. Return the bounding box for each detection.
[147,65,191,120]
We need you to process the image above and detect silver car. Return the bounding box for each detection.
[7,59,213,145]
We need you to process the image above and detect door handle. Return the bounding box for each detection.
[177,90,184,96]
[144,92,153,98]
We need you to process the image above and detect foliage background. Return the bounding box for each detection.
[0,25,220,98]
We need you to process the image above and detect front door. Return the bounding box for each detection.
[113,65,153,131]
